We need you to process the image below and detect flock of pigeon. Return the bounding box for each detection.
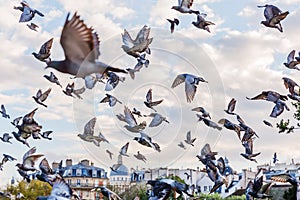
[0,0,299,199]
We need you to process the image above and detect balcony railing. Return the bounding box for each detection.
[69,183,98,188]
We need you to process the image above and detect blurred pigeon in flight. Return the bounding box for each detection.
[184,131,196,146]
[224,98,236,115]
[178,141,186,150]
[246,90,287,103]
[32,88,51,107]
[134,151,147,163]
[91,186,122,200]
[240,138,260,163]
[16,147,43,171]
[126,60,144,80]
[132,108,143,118]
[106,150,113,160]
[172,73,208,103]
[134,132,161,152]
[258,4,289,32]
[105,72,125,91]
[167,18,179,33]
[197,114,222,131]
[11,116,22,127]
[99,94,122,107]
[0,154,17,171]
[12,131,30,148]
[122,25,153,58]
[146,113,169,127]
[144,89,163,112]
[39,131,53,140]
[270,100,289,118]
[45,12,127,78]
[63,83,85,99]
[119,142,129,157]
[263,120,273,127]
[283,77,299,98]
[192,106,211,119]
[218,118,241,140]
[37,179,72,200]
[273,152,279,164]
[0,133,13,144]
[14,1,44,23]
[192,13,215,33]
[171,0,200,14]
[33,38,53,62]
[44,72,62,87]
[283,50,300,71]
[117,106,147,133]
[27,22,38,31]
[0,105,10,119]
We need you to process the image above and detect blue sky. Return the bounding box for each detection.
[1,0,300,188]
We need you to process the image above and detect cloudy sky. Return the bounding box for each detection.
[1,0,300,188]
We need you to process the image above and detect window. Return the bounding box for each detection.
[82,169,88,177]
[67,179,71,185]
[204,186,207,191]
[77,179,81,186]
[209,186,212,191]
[72,169,76,176]
[76,169,81,176]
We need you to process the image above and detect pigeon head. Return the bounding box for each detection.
[171,6,179,10]
[15,163,23,168]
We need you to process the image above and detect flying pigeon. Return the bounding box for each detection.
[246,90,287,103]
[273,152,279,164]
[16,147,43,171]
[39,131,53,140]
[258,4,289,32]
[0,105,10,119]
[118,106,147,133]
[84,73,105,89]
[126,59,144,80]
[144,89,163,112]
[240,138,261,163]
[146,113,169,127]
[196,143,218,165]
[224,98,236,115]
[192,13,215,33]
[14,1,44,23]
[44,72,62,87]
[0,133,13,144]
[37,179,72,200]
[106,150,113,160]
[218,118,241,140]
[246,168,272,199]
[167,18,179,33]
[172,73,208,103]
[283,50,300,71]
[63,83,85,99]
[178,141,186,150]
[171,0,200,15]
[133,132,161,152]
[27,22,39,31]
[45,12,127,78]
[32,88,51,107]
[33,38,53,62]
[184,131,196,146]
[12,131,30,148]
[119,142,129,157]
[0,154,17,171]
[104,72,125,91]
[132,108,143,118]
[263,120,273,127]
[283,77,299,95]
[197,114,222,131]
[270,100,290,118]
[77,117,109,147]
[100,94,122,107]
[134,151,147,163]
[206,158,228,193]
[122,25,153,58]
[192,106,211,119]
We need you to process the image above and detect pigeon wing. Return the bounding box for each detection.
[60,12,95,62]
[39,38,53,55]
[287,50,295,64]
[122,29,134,48]
[23,147,37,162]
[39,88,51,102]
[171,74,185,88]
[124,106,138,126]
[83,117,96,136]
[185,82,197,103]
[146,89,153,103]
[149,114,163,127]
[19,6,33,22]
[181,0,193,8]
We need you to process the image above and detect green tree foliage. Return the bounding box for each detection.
[120,184,148,200]
[4,180,51,199]
[283,185,297,200]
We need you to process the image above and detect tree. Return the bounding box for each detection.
[4,180,51,199]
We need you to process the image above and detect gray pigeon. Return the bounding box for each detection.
[99,94,122,107]
[171,0,200,14]
[184,131,196,146]
[11,116,22,127]
[32,88,51,107]
[134,151,147,163]
[16,147,44,171]
[172,73,208,103]
[258,4,289,32]
[27,22,38,31]
[0,105,10,119]
[283,50,300,71]
[146,113,169,127]
[192,14,215,33]
[197,114,222,131]
[0,133,13,144]
[119,142,129,157]
[240,138,261,163]
[144,89,163,112]
[33,38,53,62]
[106,149,113,160]
[44,72,62,87]
[224,98,236,115]
[167,18,179,33]
[45,13,127,78]
[39,131,53,140]
[37,179,72,200]
[178,141,186,150]
[14,1,44,23]
[192,106,211,119]
[104,72,125,91]
[133,132,161,152]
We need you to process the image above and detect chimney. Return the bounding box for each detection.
[52,162,59,170]
[66,159,72,167]
[81,159,89,166]
[91,162,94,167]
